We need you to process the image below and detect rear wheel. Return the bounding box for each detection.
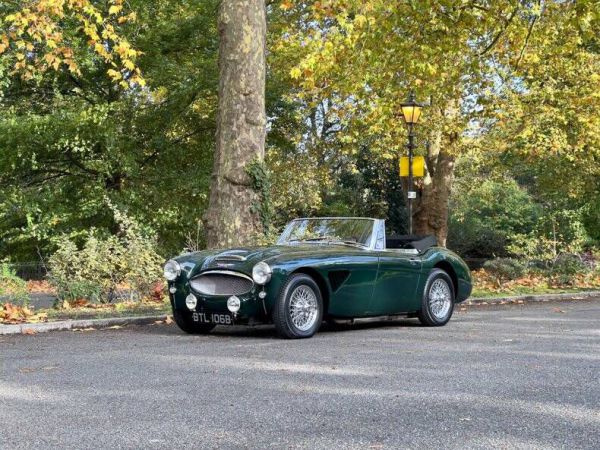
[172,309,216,334]
[273,274,323,339]
[418,269,455,326]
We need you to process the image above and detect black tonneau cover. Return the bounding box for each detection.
[386,235,437,253]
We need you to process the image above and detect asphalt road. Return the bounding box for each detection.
[1,300,599,450]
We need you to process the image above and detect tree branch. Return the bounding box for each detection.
[479,6,520,56]
[514,9,540,70]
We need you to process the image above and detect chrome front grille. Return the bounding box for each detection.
[190,271,253,296]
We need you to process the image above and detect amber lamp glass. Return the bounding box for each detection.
[400,91,423,125]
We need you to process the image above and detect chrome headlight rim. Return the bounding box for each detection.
[252,261,272,285]
[185,293,197,310]
[164,259,181,281]
[227,295,241,313]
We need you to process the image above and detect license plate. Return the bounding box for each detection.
[192,312,233,325]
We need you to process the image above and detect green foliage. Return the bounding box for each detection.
[505,234,558,264]
[582,196,600,243]
[483,258,526,287]
[448,178,541,257]
[267,151,327,223]
[0,264,30,306]
[247,159,274,233]
[48,202,163,304]
[0,0,598,264]
[0,0,219,262]
[549,254,588,286]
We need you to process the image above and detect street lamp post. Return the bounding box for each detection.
[400,91,424,235]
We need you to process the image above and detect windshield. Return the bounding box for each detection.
[277,218,374,248]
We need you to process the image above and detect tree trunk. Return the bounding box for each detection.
[412,104,459,247]
[204,0,267,248]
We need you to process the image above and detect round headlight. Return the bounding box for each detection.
[252,261,272,285]
[164,259,181,281]
[227,295,241,313]
[185,293,197,310]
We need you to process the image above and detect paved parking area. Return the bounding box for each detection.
[1,300,599,449]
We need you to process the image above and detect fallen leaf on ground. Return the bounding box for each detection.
[21,328,37,335]
[552,308,566,313]
[165,315,173,325]
[106,325,123,329]
[26,280,56,294]
[2,306,47,325]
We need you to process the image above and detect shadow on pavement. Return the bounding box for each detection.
[136,316,422,339]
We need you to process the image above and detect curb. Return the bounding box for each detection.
[464,290,600,306]
[2,291,599,335]
[0,314,167,335]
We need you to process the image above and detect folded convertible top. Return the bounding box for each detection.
[385,235,438,253]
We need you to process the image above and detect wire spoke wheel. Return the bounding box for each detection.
[428,278,452,320]
[288,285,319,332]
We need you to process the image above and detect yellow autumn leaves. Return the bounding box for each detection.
[0,0,144,88]
[1,303,47,325]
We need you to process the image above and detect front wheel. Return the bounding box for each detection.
[418,269,455,326]
[273,274,323,339]
[172,309,216,334]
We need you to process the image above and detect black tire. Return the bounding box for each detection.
[172,309,216,334]
[417,269,455,326]
[273,273,323,339]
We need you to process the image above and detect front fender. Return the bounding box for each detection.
[420,248,472,303]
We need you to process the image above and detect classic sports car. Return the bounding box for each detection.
[164,217,472,339]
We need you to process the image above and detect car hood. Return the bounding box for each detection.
[175,244,360,278]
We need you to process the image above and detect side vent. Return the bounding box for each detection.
[328,270,350,293]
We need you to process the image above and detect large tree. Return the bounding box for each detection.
[0,0,219,260]
[204,0,267,248]
[271,0,597,246]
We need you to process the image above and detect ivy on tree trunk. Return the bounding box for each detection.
[204,0,267,248]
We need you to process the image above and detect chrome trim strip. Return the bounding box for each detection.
[215,255,247,261]
[192,270,254,282]
[380,248,420,255]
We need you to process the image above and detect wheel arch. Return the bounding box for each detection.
[433,260,458,298]
[290,267,330,313]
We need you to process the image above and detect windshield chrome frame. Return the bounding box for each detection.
[277,217,384,251]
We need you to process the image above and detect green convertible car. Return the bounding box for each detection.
[164,217,472,339]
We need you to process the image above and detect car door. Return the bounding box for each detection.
[370,251,422,314]
[326,250,379,317]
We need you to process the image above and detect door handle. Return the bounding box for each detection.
[409,258,419,265]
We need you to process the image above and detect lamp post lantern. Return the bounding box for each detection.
[400,91,424,235]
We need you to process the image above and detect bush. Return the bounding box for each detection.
[0,264,30,306]
[48,202,163,304]
[448,178,541,258]
[549,253,587,286]
[483,258,526,287]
